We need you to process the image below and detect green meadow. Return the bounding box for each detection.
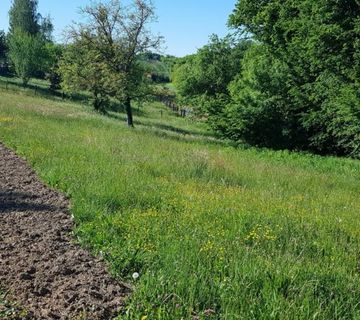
[0,89,359,319]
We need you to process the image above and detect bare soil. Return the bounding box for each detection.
[0,143,130,319]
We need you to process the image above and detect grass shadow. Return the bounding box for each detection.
[137,123,235,148]
[0,190,63,213]
[0,75,147,117]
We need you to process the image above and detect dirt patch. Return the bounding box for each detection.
[0,143,131,319]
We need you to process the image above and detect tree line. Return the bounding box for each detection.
[173,0,360,158]
[1,0,359,158]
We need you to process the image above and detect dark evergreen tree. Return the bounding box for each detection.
[0,30,8,74]
[0,31,6,60]
[9,0,40,36]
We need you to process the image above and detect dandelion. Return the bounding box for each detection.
[132,272,140,280]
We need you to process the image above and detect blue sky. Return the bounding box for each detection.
[0,0,237,57]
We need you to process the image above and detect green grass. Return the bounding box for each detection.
[0,75,50,88]
[0,75,56,93]
[0,89,359,319]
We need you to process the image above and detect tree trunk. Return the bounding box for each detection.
[92,91,106,114]
[93,91,101,112]
[125,97,134,127]
[22,77,29,86]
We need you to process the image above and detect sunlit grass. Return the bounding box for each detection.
[0,89,359,319]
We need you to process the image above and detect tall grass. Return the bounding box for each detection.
[0,89,359,319]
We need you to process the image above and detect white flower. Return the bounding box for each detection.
[132,272,140,280]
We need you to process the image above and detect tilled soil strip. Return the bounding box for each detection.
[0,143,130,319]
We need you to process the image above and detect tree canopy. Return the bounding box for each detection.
[0,31,6,61]
[227,0,360,157]
[9,0,40,36]
[60,0,162,125]
[172,35,251,131]
[8,30,46,84]
[174,0,360,158]
[7,0,54,84]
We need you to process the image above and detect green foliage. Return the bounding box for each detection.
[39,15,54,42]
[9,0,40,36]
[226,44,307,149]
[172,35,251,129]
[160,55,178,80]
[59,43,112,112]
[172,54,197,96]
[44,43,63,90]
[175,0,360,157]
[1,91,360,319]
[60,0,161,124]
[138,52,174,83]
[7,0,54,83]
[0,30,8,75]
[226,0,360,157]
[9,0,53,41]
[8,31,46,85]
[302,80,360,157]
[173,35,250,98]
[0,31,6,60]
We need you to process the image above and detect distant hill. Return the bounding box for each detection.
[138,52,177,83]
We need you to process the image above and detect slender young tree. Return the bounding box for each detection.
[8,0,54,84]
[61,0,162,126]
[8,30,45,84]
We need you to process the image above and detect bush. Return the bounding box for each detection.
[303,80,360,157]
[225,45,308,149]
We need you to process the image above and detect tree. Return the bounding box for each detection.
[227,0,360,157]
[8,30,46,85]
[0,31,6,60]
[0,31,8,75]
[226,44,307,149]
[60,42,112,112]
[44,43,63,90]
[9,0,40,36]
[39,15,54,42]
[61,0,162,126]
[8,0,54,83]
[172,35,251,131]
[137,52,173,83]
